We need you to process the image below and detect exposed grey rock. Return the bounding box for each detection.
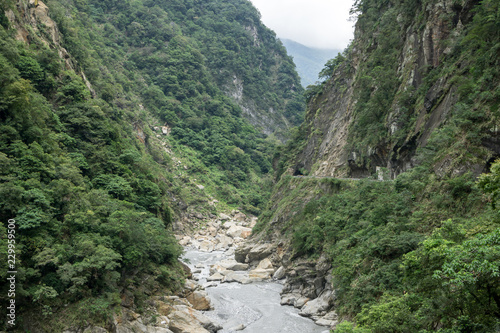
[199,240,214,252]
[217,258,249,271]
[168,310,210,333]
[214,235,233,250]
[226,225,252,239]
[256,258,273,270]
[248,268,272,281]
[223,271,251,284]
[273,266,286,280]
[280,293,301,306]
[299,290,335,317]
[234,244,253,263]
[207,272,224,281]
[186,290,212,311]
[315,310,339,327]
[233,212,247,222]
[294,297,310,308]
[246,244,273,263]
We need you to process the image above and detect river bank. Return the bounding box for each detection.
[61,210,337,333]
[176,210,339,332]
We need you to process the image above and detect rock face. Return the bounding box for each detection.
[5,0,94,95]
[290,0,495,180]
[235,243,274,263]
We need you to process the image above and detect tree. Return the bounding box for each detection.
[478,159,500,208]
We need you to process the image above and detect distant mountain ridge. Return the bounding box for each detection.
[281,38,341,87]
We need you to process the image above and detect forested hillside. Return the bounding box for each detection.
[0,0,302,329]
[255,0,500,331]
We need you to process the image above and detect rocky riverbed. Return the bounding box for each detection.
[63,211,338,333]
[175,210,339,332]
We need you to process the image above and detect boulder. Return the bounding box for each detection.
[223,271,251,284]
[207,272,224,281]
[178,236,192,246]
[246,244,273,263]
[230,324,246,331]
[168,310,210,333]
[256,258,273,270]
[214,235,233,250]
[234,244,253,263]
[190,309,222,333]
[273,266,286,280]
[226,225,252,239]
[219,213,231,221]
[240,229,252,239]
[315,310,339,327]
[248,269,271,281]
[209,264,224,275]
[156,301,174,316]
[199,240,214,252]
[299,290,335,317]
[217,259,249,271]
[115,319,149,333]
[280,293,301,306]
[221,221,236,230]
[186,290,211,311]
[180,261,193,279]
[184,279,198,291]
[233,212,247,222]
[156,316,171,328]
[294,297,310,308]
[168,305,221,333]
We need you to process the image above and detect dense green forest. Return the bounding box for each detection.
[1,0,499,331]
[0,0,303,329]
[258,0,500,331]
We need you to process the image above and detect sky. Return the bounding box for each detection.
[249,0,355,50]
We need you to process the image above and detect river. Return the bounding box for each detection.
[182,249,329,333]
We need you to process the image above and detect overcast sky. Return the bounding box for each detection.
[249,0,355,50]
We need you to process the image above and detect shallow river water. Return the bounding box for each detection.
[182,249,329,333]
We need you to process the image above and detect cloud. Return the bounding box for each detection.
[250,0,355,50]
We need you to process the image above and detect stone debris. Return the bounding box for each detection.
[171,209,341,332]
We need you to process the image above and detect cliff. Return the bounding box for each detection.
[253,0,500,331]
[289,0,499,179]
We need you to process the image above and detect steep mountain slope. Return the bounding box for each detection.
[281,38,341,87]
[0,0,302,330]
[287,0,498,180]
[253,0,500,331]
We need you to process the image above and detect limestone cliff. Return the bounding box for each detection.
[291,0,499,179]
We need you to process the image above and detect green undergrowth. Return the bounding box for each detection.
[260,162,500,332]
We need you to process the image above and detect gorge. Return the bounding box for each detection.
[0,0,499,332]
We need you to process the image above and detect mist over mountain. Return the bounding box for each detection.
[281,38,341,87]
